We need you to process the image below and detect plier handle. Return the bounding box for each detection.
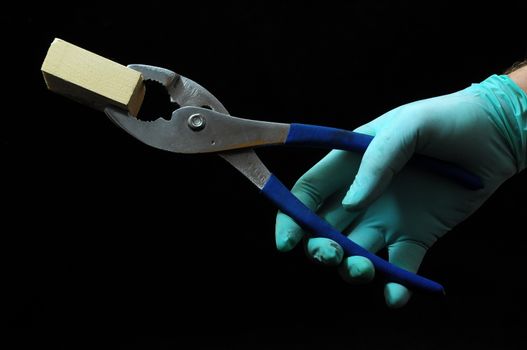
[106,64,483,295]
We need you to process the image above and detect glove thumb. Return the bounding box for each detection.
[342,119,419,210]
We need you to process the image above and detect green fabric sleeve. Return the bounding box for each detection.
[472,74,527,171]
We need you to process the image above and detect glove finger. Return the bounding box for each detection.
[342,113,420,211]
[306,115,395,266]
[338,223,385,284]
[384,240,428,309]
[305,237,344,266]
[275,150,361,252]
[297,119,392,261]
[303,190,362,266]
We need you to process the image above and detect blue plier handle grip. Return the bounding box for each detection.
[262,124,479,295]
[284,123,482,189]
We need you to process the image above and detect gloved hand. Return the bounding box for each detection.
[276,73,527,308]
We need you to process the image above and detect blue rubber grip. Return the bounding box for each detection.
[262,174,445,295]
[285,123,483,190]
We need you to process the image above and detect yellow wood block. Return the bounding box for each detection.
[41,38,145,117]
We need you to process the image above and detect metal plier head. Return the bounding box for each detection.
[105,64,229,151]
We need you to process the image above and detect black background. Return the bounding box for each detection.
[4,1,527,349]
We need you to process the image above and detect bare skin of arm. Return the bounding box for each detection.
[508,62,527,93]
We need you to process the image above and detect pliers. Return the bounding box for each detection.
[105,64,483,295]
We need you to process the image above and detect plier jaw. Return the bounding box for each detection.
[105,64,230,152]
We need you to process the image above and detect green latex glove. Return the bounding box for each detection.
[276,74,527,308]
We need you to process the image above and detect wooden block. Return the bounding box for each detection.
[41,38,145,117]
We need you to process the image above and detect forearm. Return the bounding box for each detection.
[507,60,527,94]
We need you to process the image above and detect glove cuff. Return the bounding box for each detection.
[477,74,527,172]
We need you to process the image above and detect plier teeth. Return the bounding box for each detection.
[105,105,178,152]
[128,64,228,115]
[127,64,178,88]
